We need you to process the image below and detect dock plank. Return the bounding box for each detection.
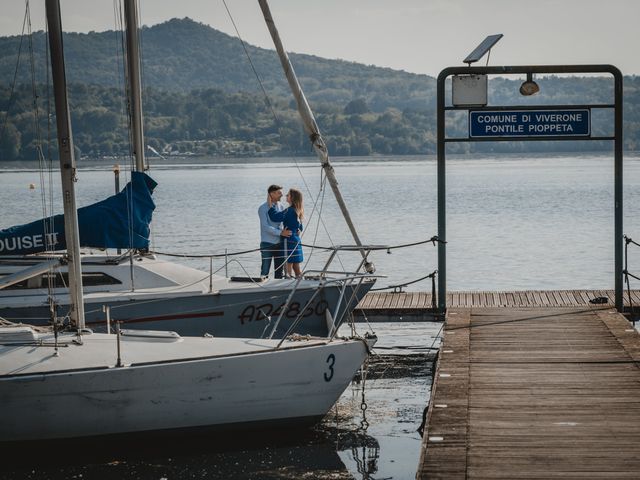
[417,307,640,479]
[357,290,640,313]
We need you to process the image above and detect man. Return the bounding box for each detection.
[259,184,291,279]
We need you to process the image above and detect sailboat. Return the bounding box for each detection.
[0,326,375,442]
[0,0,375,444]
[0,254,374,338]
[0,0,379,339]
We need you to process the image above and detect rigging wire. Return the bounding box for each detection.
[136,0,148,171]
[26,2,43,161]
[150,235,439,259]
[137,8,157,256]
[112,0,129,170]
[26,0,48,222]
[0,4,29,147]
[26,2,45,218]
[115,0,135,174]
[113,0,137,261]
[44,8,56,298]
[120,0,152,258]
[21,0,58,303]
[220,0,346,270]
[301,172,328,272]
[275,171,330,269]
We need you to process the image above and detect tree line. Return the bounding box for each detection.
[0,83,440,160]
[2,17,640,160]
[2,75,640,161]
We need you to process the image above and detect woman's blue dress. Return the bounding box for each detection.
[268,206,303,263]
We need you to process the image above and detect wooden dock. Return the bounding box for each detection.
[416,306,640,479]
[356,290,640,321]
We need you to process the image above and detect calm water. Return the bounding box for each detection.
[3,152,640,291]
[2,153,640,478]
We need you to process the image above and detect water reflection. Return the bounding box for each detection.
[2,428,374,480]
[330,353,435,479]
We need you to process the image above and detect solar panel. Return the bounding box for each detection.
[463,34,503,65]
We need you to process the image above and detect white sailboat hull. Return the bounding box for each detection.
[0,255,375,338]
[0,331,374,442]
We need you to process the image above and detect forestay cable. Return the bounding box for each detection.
[220,0,346,270]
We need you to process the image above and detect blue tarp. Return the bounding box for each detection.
[0,172,157,255]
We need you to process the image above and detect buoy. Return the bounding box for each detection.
[29,183,36,190]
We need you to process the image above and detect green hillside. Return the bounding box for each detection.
[0,18,433,111]
[1,18,639,160]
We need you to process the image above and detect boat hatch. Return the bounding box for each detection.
[0,326,38,343]
[120,329,181,342]
[230,276,266,283]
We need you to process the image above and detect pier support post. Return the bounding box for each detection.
[436,71,447,313]
[614,70,624,312]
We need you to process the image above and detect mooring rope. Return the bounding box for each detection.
[149,235,441,291]
[623,234,639,324]
[417,320,445,437]
[370,270,437,292]
[624,235,640,249]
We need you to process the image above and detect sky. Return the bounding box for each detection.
[2,0,639,78]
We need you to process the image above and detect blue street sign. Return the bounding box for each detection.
[469,109,590,138]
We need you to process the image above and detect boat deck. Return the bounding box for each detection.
[0,330,335,376]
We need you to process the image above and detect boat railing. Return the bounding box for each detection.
[150,237,442,291]
[269,271,385,347]
[148,242,389,293]
[265,244,388,346]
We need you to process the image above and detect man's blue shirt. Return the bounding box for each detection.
[259,201,284,244]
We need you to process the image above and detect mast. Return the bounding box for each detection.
[45,0,85,330]
[258,0,374,273]
[124,0,146,172]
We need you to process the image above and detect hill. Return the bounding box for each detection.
[0,17,433,112]
[1,18,640,160]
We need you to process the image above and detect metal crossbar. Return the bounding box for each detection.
[437,64,624,312]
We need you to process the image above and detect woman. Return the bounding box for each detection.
[268,188,304,278]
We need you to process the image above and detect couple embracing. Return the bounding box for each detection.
[258,184,304,279]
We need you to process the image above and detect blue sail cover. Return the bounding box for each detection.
[0,172,157,255]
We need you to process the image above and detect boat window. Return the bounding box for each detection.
[0,272,122,289]
[0,275,42,290]
[43,272,123,287]
[82,272,123,286]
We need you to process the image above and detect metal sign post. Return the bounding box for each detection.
[436,64,623,313]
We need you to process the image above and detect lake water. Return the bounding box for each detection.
[2,152,640,479]
[3,152,640,291]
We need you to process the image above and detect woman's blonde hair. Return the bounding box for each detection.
[288,188,304,220]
